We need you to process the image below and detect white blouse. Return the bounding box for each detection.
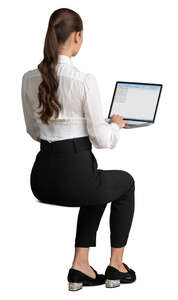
[21,54,120,149]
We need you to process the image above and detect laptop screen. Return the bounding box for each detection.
[109,82,162,122]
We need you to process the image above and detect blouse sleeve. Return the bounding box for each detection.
[21,74,40,142]
[82,73,120,149]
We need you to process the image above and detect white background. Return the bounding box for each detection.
[1,0,178,299]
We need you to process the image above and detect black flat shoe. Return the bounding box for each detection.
[67,265,105,291]
[105,263,136,288]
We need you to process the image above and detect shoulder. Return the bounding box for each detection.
[69,65,86,82]
[85,73,97,82]
[22,68,40,83]
[70,64,97,83]
[82,72,98,90]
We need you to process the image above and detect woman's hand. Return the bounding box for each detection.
[109,114,128,128]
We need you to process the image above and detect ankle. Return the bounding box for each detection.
[72,262,90,268]
[109,261,123,268]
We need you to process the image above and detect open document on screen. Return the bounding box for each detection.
[110,83,161,121]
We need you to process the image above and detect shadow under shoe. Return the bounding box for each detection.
[105,263,136,288]
[67,265,105,291]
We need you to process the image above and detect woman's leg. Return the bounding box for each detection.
[109,246,128,272]
[74,203,107,247]
[109,173,135,247]
[71,203,107,278]
[109,173,135,272]
[72,170,135,274]
[71,247,96,278]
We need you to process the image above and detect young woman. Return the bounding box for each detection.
[21,8,136,291]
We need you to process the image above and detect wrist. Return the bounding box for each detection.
[109,122,121,130]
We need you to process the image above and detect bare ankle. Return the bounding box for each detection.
[109,261,123,267]
[72,262,89,268]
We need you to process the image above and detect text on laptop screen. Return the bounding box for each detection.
[110,83,161,121]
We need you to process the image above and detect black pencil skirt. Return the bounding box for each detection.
[30,136,135,247]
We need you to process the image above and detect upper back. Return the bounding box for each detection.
[22,55,87,123]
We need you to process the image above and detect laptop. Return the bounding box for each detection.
[105,81,163,128]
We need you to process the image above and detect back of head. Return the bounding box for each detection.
[37,8,83,125]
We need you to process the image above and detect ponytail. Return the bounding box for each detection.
[37,8,83,124]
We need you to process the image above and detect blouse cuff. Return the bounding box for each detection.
[109,122,120,131]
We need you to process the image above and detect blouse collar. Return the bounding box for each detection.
[57,54,73,65]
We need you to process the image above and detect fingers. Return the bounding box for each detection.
[111,114,128,128]
[122,120,128,128]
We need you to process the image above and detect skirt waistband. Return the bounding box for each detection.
[40,136,92,154]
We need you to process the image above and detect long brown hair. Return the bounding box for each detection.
[37,8,83,125]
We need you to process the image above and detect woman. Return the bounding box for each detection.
[21,8,136,291]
